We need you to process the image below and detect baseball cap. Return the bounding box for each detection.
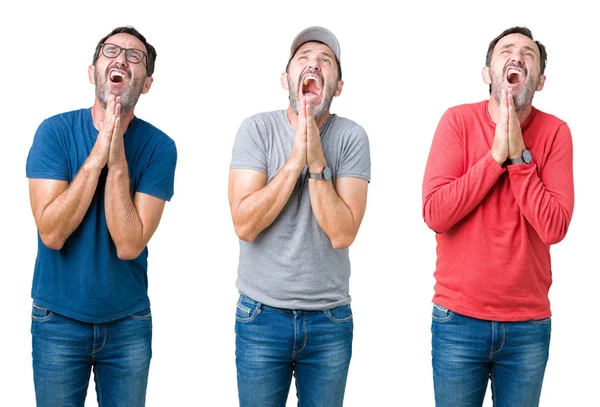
[289,26,341,70]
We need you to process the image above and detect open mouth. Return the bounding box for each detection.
[505,67,525,86]
[301,73,322,100]
[109,69,127,84]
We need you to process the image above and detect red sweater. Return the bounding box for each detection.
[422,101,574,321]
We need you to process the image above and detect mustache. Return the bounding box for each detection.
[503,62,528,77]
[105,63,131,78]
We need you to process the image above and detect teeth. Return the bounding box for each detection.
[303,74,319,85]
[507,69,522,76]
[110,71,125,79]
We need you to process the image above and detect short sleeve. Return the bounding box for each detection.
[230,117,268,174]
[26,119,70,181]
[136,140,177,202]
[337,125,371,182]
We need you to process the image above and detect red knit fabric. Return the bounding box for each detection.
[423,101,574,321]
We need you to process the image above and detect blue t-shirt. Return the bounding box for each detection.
[26,108,177,323]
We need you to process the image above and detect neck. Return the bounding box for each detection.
[487,96,533,124]
[286,105,331,130]
[91,98,136,131]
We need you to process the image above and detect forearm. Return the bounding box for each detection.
[104,165,144,259]
[423,152,505,233]
[232,162,303,242]
[308,179,357,249]
[508,164,574,245]
[34,163,102,249]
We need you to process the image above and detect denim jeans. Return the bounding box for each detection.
[431,304,551,407]
[235,294,353,407]
[31,303,152,407]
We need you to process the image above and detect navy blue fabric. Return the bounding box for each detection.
[26,108,177,323]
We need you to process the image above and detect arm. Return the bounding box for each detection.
[28,98,118,250]
[507,123,574,245]
[228,164,302,242]
[422,108,505,233]
[29,164,103,250]
[103,112,167,260]
[308,176,368,249]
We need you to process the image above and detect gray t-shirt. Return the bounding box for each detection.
[230,110,371,310]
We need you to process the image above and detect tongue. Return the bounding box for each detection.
[507,72,520,84]
[302,80,320,97]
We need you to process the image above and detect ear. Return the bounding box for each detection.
[334,80,344,97]
[141,76,154,94]
[88,65,96,84]
[281,72,289,90]
[482,66,491,85]
[536,74,546,91]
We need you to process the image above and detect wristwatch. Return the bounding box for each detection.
[506,149,533,165]
[308,167,332,181]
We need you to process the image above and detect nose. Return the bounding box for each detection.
[113,49,129,66]
[306,55,321,71]
[510,49,524,65]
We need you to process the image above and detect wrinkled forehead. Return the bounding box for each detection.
[494,33,540,57]
[104,33,147,53]
[295,41,336,59]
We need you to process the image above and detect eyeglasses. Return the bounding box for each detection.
[100,43,147,64]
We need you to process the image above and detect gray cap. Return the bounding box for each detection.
[290,26,341,65]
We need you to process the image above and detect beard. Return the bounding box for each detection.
[490,64,540,112]
[94,67,145,113]
[288,72,337,122]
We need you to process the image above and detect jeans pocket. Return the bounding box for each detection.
[130,307,152,321]
[432,303,454,323]
[325,304,353,324]
[31,303,54,322]
[236,295,261,323]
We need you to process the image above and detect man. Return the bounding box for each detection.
[422,27,574,406]
[26,26,176,406]
[228,26,370,406]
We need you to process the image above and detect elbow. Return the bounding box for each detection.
[116,244,144,261]
[330,233,356,250]
[423,216,447,234]
[40,232,66,251]
[234,224,258,243]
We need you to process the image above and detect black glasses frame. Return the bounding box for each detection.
[101,43,147,65]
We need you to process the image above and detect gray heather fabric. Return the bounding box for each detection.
[230,110,371,310]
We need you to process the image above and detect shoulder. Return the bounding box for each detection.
[131,117,176,147]
[329,114,368,137]
[530,107,568,127]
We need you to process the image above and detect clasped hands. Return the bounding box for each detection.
[491,88,527,166]
[290,96,327,173]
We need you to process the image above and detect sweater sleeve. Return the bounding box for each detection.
[422,108,505,233]
[507,123,574,245]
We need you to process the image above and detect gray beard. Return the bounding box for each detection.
[491,74,539,113]
[289,93,333,123]
[95,73,144,113]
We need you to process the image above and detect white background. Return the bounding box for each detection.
[1,0,597,405]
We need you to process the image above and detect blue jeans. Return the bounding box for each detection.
[431,304,551,407]
[235,295,353,407]
[31,303,152,407]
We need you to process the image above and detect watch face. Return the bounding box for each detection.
[323,167,332,180]
[523,149,533,164]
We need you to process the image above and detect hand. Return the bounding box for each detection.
[88,95,118,169]
[507,90,526,159]
[289,96,307,171]
[107,98,127,169]
[305,100,327,172]
[491,88,509,166]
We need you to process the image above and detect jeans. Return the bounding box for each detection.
[31,303,152,407]
[431,304,551,407]
[235,294,353,407]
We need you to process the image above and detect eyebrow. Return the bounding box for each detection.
[500,43,538,55]
[297,48,335,59]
